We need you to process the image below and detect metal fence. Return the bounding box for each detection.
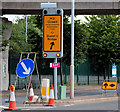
[11,74,120,89]
[9,53,120,89]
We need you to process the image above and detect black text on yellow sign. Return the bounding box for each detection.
[102,82,117,90]
[44,15,61,52]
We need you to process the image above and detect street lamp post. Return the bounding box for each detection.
[70,0,74,99]
[26,16,27,42]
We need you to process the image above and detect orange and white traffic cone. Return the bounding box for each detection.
[29,83,34,102]
[8,83,17,110]
[48,84,56,107]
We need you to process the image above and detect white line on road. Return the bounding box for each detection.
[0,106,8,108]
[64,104,74,107]
[0,105,54,110]
[17,106,54,109]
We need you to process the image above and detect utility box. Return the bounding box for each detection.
[58,85,66,99]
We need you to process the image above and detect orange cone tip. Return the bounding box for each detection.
[51,84,53,89]
[30,83,33,88]
[9,83,15,92]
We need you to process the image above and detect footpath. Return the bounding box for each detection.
[1,84,119,105]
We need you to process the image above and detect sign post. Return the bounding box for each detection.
[42,5,63,100]
[54,58,57,99]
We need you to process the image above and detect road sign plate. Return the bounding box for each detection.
[50,63,60,68]
[112,64,117,77]
[16,59,34,78]
[44,15,61,52]
[102,82,117,90]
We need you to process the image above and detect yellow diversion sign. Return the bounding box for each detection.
[44,15,61,52]
[102,82,117,90]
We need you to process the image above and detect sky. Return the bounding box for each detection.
[2,14,88,23]
[2,15,24,23]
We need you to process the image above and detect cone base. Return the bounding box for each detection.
[29,96,33,101]
[45,104,56,107]
[4,109,17,111]
[48,105,56,107]
[4,109,20,111]
[48,99,56,106]
[9,101,17,109]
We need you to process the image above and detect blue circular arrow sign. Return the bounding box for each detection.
[16,59,34,78]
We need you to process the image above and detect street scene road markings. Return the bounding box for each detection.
[0,106,8,108]
[64,104,74,107]
[17,106,54,109]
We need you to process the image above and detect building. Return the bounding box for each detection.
[0,17,12,91]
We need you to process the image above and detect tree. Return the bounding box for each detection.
[9,18,31,53]
[85,15,120,80]
[63,16,88,66]
[27,15,42,54]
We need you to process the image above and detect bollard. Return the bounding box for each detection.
[41,79,50,102]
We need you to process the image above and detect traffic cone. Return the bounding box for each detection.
[8,83,17,110]
[29,83,34,102]
[48,84,56,107]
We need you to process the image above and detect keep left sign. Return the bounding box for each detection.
[16,59,34,78]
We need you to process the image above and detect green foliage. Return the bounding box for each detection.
[86,15,120,64]
[85,15,120,78]
[9,18,31,53]
[27,15,42,54]
[63,16,88,66]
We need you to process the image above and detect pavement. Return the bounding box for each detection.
[0,84,119,105]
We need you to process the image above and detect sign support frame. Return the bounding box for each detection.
[41,3,63,100]
[102,79,118,96]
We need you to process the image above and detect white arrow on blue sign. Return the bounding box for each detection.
[16,59,34,78]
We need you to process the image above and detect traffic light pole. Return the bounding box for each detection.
[54,58,57,100]
[70,0,74,99]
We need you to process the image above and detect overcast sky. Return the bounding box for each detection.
[2,14,88,23]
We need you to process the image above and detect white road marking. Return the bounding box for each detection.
[17,106,54,109]
[64,104,74,107]
[0,105,8,108]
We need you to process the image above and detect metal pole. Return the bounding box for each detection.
[54,58,57,100]
[70,0,74,99]
[26,16,27,42]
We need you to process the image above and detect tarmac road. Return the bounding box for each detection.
[1,85,119,112]
[2,90,103,105]
[1,100,119,112]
